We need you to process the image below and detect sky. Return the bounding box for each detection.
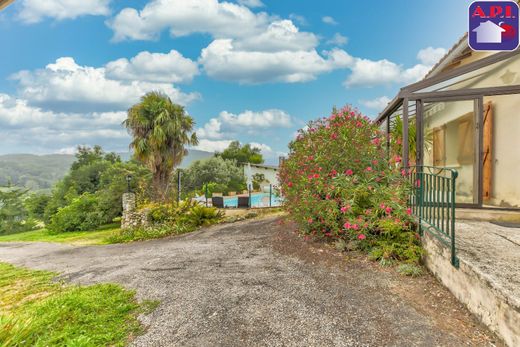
[0,0,470,163]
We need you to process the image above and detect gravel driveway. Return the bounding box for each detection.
[0,217,500,347]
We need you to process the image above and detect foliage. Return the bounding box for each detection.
[124,92,198,201]
[279,105,422,264]
[0,188,35,235]
[109,200,223,243]
[252,173,266,190]
[181,157,246,195]
[43,146,124,223]
[390,115,433,164]
[24,192,51,220]
[216,140,264,164]
[42,146,151,233]
[0,262,148,346]
[48,193,112,233]
[396,263,424,277]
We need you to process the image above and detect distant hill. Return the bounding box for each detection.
[0,149,213,192]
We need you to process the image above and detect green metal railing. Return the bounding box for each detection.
[408,166,459,268]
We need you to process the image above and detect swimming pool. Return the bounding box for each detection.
[223,193,283,208]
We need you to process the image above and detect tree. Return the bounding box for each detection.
[181,157,246,195]
[0,188,34,234]
[216,141,264,165]
[24,193,51,220]
[124,92,198,201]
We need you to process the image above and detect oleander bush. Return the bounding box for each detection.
[279,105,422,264]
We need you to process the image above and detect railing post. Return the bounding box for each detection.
[451,170,459,268]
[177,170,182,203]
[205,184,208,207]
[269,184,272,207]
[248,186,252,208]
[418,169,423,236]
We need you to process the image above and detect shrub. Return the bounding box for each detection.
[279,105,422,264]
[49,193,111,233]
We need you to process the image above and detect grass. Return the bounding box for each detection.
[0,224,120,245]
[0,262,154,347]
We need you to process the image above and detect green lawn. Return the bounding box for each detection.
[0,262,157,346]
[0,224,120,245]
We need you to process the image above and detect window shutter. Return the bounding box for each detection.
[482,101,493,202]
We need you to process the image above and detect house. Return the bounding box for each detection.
[243,163,279,191]
[473,20,506,44]
[377,33,520,209]
[376,33,520,347]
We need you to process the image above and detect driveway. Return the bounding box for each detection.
[0,217,500,346]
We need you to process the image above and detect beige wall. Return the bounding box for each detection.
[422,53,520,207]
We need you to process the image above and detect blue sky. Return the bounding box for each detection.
[0,0,469,162]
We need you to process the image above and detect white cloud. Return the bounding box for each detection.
[19,0,111,23]
[327,33,348,46]
[193,139,233,152]
[108,0,272,41]
[197,109,293,139]
[250,142,272,154]
[233,20,318,53]
[417,47,447,66]
[200,39,352,83]
[322,16,338,25]
[105,50,199,83]
[0,93,131,153]
[11,57,199,112]
[237,0,264,8]
[343,47,446,87]
[360,96,392,110]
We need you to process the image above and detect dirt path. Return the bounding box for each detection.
[0,217,501,346]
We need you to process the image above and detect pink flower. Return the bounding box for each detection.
[313,173,320,179]
[308,218,313,224]
[345,169,354,176]
[358,234,366,240]
[331,133,338,140]
[288,182,293,187]
[365,166,373,172]
[343,222,351,229]
[406,208,412,215]
[385,207,392,214]
[380,203,386,209]
[340,206,348,213]
[394,155,402,163]
[352,224,359,230]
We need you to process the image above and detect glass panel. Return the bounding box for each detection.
[422,100,477,204]
[415,53,520,93]
[483,94,520,208]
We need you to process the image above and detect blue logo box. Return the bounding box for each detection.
[469,1,520,51]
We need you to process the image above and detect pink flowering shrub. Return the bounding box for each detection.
[279,105,422,264]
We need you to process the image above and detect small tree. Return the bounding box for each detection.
[0,189,34,234]
[181,157,246,195]
[216,141,264,165]
[124,92,198,201]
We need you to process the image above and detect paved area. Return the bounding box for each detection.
[0,217,501,346]
[457,220,520,307]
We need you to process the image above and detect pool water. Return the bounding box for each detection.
[223,193,283,208]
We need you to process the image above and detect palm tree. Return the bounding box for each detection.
[124,92,198,201]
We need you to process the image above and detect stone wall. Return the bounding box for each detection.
[121,193,149,230]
